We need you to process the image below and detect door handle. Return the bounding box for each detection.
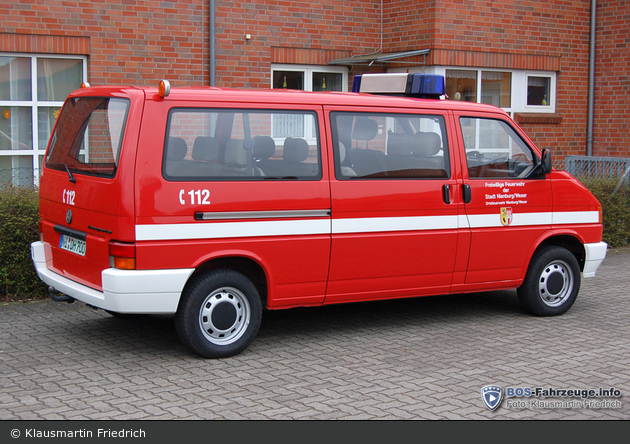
[462,184,472,204]
[442,184,451,204]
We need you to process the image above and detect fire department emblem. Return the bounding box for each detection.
[481,385,504,411]
[500,207,513,226]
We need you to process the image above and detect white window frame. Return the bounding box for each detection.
[270,64,348,145]
[0,52,87,186]
[398,66,557,115]
[270,64,349,92]
[522,71,556,113]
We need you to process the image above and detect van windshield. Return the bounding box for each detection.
[46,97,130,179]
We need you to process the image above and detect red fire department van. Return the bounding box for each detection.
[31,73,607,358]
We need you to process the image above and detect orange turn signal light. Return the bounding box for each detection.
[158,79,171,98]
[109,240,136,270]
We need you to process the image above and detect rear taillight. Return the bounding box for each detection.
[598,205,603,224]
[109,241,136,270]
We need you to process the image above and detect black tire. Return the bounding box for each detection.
[517,246,581,316]
[175,269,262,358]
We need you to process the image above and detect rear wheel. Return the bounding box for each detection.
[175,269,262,358]
[517,246,581,316]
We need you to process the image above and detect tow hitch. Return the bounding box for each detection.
[48,286,74,303]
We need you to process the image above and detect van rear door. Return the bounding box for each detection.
[39,88,144,290]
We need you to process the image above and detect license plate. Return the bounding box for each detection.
[59,234,86,256]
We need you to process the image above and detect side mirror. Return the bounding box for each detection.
[541,149,552,174]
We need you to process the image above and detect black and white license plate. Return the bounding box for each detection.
[59,234,86,256]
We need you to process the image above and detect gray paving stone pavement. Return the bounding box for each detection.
[1,248,629,420]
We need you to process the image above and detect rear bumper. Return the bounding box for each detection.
[31,241,193,314]
[583,241,608,278]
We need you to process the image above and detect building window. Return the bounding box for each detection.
[482,71,512,108]
[0,53,86,186]
[445,69,478,102]
[526,75,552,107]
[440,68,556,115]
[271,64,348,141]
[446,69,512,111]
[271,64,348,92]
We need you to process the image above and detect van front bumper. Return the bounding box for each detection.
[31,241,194,314]
[583,241,608,278]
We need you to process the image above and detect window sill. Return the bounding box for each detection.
[514,113,562,125]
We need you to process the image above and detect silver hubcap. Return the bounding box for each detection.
[538,260,574,307]
[199,287,250,345]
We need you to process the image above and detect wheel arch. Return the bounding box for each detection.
[529,234,586,273]
[183,254,269,309]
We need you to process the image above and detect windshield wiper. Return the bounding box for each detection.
[64,164,77,183]
[48,162,77,183]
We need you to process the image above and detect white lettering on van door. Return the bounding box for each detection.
[179,189,211,205]
[484,182,527,206]
[62,189,75,206]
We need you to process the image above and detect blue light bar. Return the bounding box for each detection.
[411,74,444,98]
[352,73,445,99]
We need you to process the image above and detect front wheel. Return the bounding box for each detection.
[517,246,581,316]
[175,269,262,358]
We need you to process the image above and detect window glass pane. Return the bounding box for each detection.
[446,69,477,102]
[46,97,130,178]
[331,112,449,180]
[460,117,535,179]
[37,107,62,150]
[0,107,32,150]
[527,76,551,106]
[272,71,304,90]
[165,109,321,180]
[0,56,32,101]
[482,71,511,108]
[37,58,82,101]
[0,155,33,186]
[273,113,304,138]
[313,72,342,91]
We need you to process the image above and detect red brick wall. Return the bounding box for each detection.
[1,0,627,158]
[593,0,630,158]
[215,0,382,88]
[1,0,208,86]
[386,0,596,158]
[383,0,435,52]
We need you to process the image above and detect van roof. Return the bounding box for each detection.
[69,84,509,116]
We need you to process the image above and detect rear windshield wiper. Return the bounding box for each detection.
[48,162,77,183]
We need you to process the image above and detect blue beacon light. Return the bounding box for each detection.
[352,73,445,99]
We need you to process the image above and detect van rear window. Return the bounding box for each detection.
[45,97,130,179]
[164,108,322,181]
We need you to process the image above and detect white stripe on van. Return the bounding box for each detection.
[332,215,459,234]
[135,219,331,241]
[552,211,600,225]
[135,211,600,242]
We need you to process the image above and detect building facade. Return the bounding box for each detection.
[1,0,628,185]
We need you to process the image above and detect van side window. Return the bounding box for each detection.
[164,109,321,180]
[460,117,536,179]
[330,112,450,179]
